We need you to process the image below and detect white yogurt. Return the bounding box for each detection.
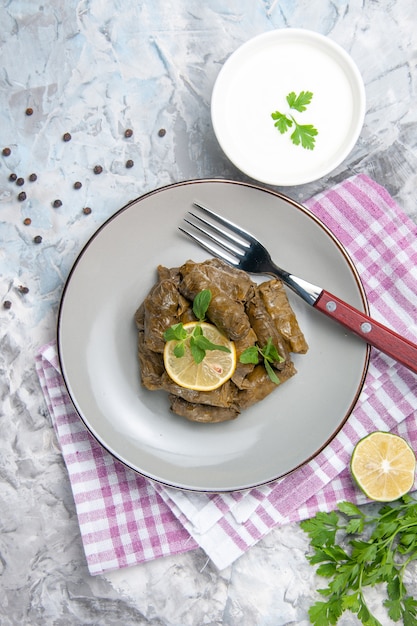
[211,29,366,186]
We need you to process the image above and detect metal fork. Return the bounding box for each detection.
[180,202,417,375]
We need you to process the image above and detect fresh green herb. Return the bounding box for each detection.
[189,323,231,364]
[289,122,318,150]
[300,495,417,625]
[240,337,283,384]
[163,323,188,357]
[163,289,231,364]
[192,289,212,321]
[286,90,314,112]
[271,90,318,150]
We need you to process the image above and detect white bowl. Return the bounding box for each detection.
[211,29,366,186]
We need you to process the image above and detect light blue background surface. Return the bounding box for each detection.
[1,1,416,624]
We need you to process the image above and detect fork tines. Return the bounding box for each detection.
[179,202,248,266]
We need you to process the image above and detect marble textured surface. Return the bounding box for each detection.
[1,1,417,624]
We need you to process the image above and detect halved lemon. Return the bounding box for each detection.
[350,431,416,502]
[163,321,236,392]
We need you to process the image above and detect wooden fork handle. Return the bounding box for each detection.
[315,290,417,374]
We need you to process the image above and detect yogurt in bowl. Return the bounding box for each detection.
[211,29,366,186]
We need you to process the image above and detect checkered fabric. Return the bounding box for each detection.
[36,174,417,573]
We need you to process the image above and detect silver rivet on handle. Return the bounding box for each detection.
[326,301,337,312]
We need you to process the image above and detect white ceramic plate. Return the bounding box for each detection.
[211,29,366,186]
[57,180,369,492]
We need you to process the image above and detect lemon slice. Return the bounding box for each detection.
[163,321,236,391]
[351,431,416,502]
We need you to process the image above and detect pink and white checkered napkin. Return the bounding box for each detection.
[36,174,417,574]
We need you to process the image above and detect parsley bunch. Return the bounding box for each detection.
[163,290,231,364]
[301,496,417,625]
[271,90,318,150]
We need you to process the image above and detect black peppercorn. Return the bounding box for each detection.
[29,173,37,182]
[25,107,33,116]
[33,235,42,244]
[18,191,27,201]
[158,128,166,137]
[16,177,24,186]
[73,181,82,189]
[9,173,17,182]
[93,165,103,174]
[124,128,133,138]
[126,159,134,168]
[82,207,92,215]
[52,199,62,208]
[18,285,29,294]
[2,147,11,156]
[3,300,12,309]
[63,132,72,142]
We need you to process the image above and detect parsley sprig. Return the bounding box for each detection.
[163,289,231,364]
[301,496,417,625]
[271,90,318,150]
[239,337,283,385]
